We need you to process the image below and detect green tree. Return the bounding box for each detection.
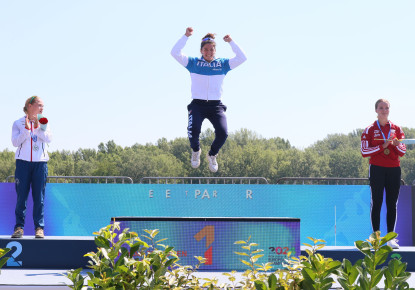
[2,128,415,184]
[0,149,15,182]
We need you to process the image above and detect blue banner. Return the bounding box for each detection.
[0,183,412,246]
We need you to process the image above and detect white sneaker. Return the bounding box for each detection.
[207,153,218,172]
[387,239,399,249]
[191,149,201,168]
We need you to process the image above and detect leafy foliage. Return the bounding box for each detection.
[336,231,413,289]
[300,237,341,289]
[65,226,413,289]
[65,222,209,289]
[0,248,11,274]
[3,128,415,184]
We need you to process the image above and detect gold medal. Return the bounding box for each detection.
[384,148,390,155]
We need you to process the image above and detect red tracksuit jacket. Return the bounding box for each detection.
[361,120,406,167]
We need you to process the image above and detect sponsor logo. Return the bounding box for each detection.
[187,115,193,138]
[267,246,297,266]
[391,253,402,260]
[269,246,291,255]
[197,60,222,68]
[176,251,188,257]
[194,226,214,265]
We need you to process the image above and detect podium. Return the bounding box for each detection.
[112,217,301,271]
[0,236,95,269]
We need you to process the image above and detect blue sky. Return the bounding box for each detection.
[1,1,414,152]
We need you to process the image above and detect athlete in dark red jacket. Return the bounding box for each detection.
[361,99,406,249]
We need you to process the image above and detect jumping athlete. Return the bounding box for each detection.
[11,96,52,239]
[171,27,247,172]
[361,99,406,249]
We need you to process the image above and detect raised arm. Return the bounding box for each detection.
[171,27,193,67]
[224,35,247,69]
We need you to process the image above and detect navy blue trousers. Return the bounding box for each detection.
[14,159,48,230]
[187,99,228,156]
[369,164,401,233]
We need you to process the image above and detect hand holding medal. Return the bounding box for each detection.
[391,138,401,147]
[375,137,409,156]
[376,119,392,156]
[382,137,392,155]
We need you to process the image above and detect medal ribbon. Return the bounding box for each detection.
[376,120,391,142]
[30,121,37,142]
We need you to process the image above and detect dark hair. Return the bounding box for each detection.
[201,33,216,49]
[375,98,390,110]
[23,96,38,113]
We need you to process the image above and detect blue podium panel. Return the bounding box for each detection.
[112,217,300,271]
[0,236,95,269]
[1,184,413,246]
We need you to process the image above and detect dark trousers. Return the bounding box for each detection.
[369,164,401,233]
[14,159,48,230]
[187,99,228,156]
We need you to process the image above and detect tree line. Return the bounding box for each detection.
[1,128,415,184]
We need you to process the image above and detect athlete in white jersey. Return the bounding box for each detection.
[171,27,247,172]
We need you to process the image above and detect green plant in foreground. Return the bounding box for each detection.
[66,225,413,289]
[164,255,208,289]
[0,248,11,274]
[234,235,271,289]
[383,258,412,289]
[300,237,341,290]
[251,233,413,290]
[251,253,305,290]
[234,236,304,289]
[336,231,413,290]
[66,222,208,289]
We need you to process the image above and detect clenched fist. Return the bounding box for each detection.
[185,27,193,37]
[223,35,232,42]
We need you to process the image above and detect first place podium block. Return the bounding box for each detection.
[112,217,301,271]
[0,236,96,269]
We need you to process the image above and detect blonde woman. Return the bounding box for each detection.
[11,96,52,238]
[361,99,406,248]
